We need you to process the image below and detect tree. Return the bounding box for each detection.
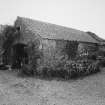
[1,25,20,65]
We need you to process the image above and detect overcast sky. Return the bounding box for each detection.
[0,0,105,39]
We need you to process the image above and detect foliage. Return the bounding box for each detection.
[2,26,20,50]
[65,41,78,59]
[36,55,68,78]
[20,64,34,76]
[20,41,42,76]
[0,25,21,65]
[20,40,100,79]
[36,55,100,79]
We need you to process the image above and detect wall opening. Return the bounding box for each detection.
[12,43,28,69]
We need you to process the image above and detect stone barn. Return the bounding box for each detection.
[4,16,101,69]
[86,31,105,57]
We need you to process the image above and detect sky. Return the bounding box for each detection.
[0,0,105,39]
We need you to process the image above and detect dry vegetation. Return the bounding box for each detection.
[0,68,105,105]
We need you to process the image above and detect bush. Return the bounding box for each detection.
[20,58,100,79]
[20,44,100,79]
[99,59,105,67]
[63,59,100,79]
[20,64,34,76]
[87,61,100,74]
[36,59,100,79]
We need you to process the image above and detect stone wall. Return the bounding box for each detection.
[22,37,98,70]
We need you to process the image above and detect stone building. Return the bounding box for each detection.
[6,16,99,68]
[2,16,102,68]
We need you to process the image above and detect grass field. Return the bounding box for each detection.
[0,68,105,105]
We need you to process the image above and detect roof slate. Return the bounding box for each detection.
[86,31,105,45]
[15,16,99,43]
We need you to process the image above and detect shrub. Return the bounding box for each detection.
[65,41,78,59]
[63,59,100,79]
[35,58,100,79]
[20,64,34,76]
[20,41,100,79]
[99,59,105,67]
[87,60,100,74]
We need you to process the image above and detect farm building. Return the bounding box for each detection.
[1,16,103,69]
[86,31,105,57]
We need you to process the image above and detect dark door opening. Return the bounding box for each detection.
[12,43,28,69]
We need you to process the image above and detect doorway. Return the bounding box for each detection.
[12,43,28,69]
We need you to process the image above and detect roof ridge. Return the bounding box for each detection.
[86,31,105,42]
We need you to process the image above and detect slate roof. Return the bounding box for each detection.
[86,31,105,45]
[14,16,99,43]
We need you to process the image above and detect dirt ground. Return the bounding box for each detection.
[0,68,105,105]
